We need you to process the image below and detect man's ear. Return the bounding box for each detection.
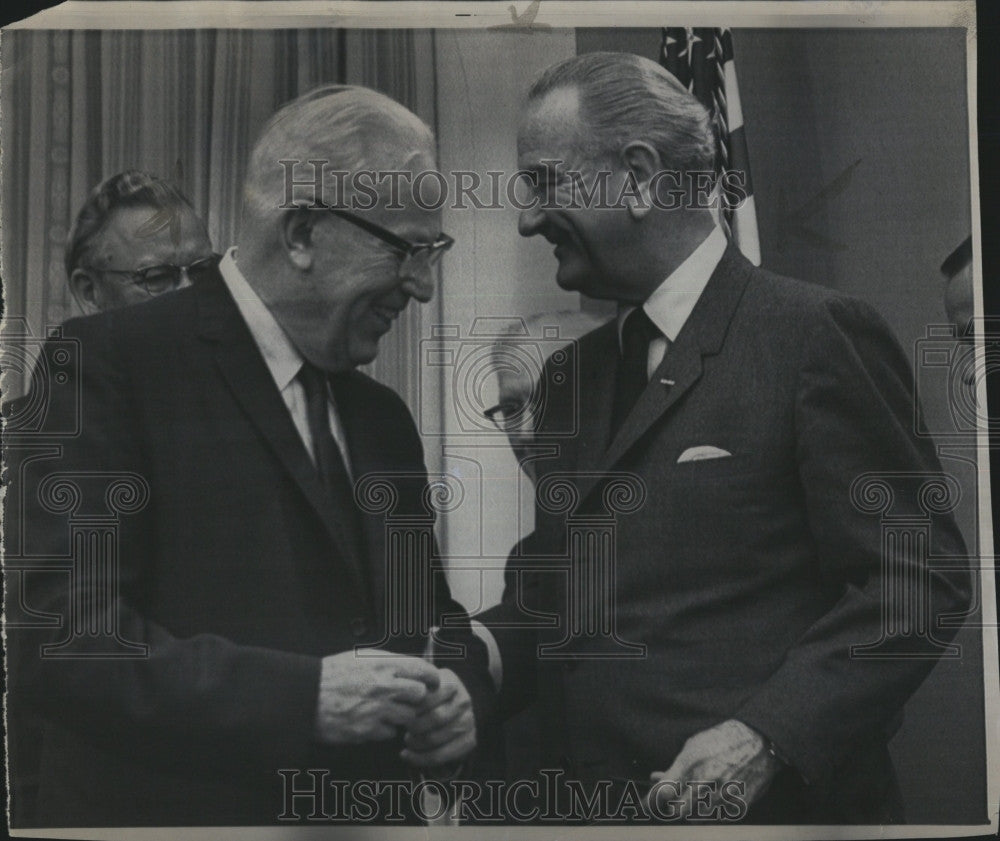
[620,141,661,220]
[282,209,315,271]
[68,269,103,316]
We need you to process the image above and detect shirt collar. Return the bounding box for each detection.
[218,247,304,392]
[618,225,728,344]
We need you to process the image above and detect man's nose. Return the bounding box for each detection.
[518,203,545,238]
[400,266,435,303]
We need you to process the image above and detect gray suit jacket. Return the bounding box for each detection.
[484,245,971,822]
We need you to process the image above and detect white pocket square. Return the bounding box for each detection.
[677,446,732,463]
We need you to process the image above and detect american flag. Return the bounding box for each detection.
[661,27,761,265]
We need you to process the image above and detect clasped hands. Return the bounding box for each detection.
[313,649,476,768]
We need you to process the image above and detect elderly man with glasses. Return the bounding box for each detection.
[7,85,492,828]
[65,170,218,313]
[6,169,218,828]
[483,310,606,484]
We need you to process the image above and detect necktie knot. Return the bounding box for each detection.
[620,307,660,364]
[297,360,330,402]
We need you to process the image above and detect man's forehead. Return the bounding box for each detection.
[518,86,583,154]
[95,205,208,265]
[351,149,441,233]
[366,198,442,240]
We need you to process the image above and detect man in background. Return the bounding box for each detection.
[941,235,974,338]
[485,310,606,483]
[4,169,216,826]
[65,169,217,314]
[7,85,492,826]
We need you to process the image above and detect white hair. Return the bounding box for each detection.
[241,84,435,220]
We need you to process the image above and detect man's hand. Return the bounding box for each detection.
[647,719,783,819]
[400,668,476,768]
[313,649,441,745]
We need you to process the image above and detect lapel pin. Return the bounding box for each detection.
[659,378,675,386]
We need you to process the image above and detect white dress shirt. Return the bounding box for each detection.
[218,247,354,478]
[617,225,728,377]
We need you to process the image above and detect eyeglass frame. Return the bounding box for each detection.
[483,400,537,433]
[318,204,455,268]
[83,253,222,295]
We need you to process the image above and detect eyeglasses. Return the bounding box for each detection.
[322,205,454,272]
[483,401,536,433]
[90,253,221,295]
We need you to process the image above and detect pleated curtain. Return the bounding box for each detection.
[1,28,440,414]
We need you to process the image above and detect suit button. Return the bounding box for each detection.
[350,618,368,638]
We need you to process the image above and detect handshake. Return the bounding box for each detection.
[313,648,477,768]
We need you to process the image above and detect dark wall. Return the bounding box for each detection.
[576,27,985,824]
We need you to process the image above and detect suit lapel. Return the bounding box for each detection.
[195,270,371,602]
[575,244,754,507]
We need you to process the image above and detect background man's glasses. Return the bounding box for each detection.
[90,253,221,295]
[483,401,535,432]
[323,205,454,272]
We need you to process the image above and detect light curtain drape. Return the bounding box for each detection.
[1,28,441,419]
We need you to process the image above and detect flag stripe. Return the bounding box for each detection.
[660,26,761,266]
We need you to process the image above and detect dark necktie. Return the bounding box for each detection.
[610,307,661,438]
[298,362,367,562]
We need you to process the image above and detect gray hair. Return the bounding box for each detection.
[242,84,435,219]
[65,170,198,277]
[528,51,716,174]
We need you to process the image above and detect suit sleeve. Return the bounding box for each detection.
[376,388,499,748]
[476,531,548,718]
[734,296,972,787]
[474,340,584,719]
[13,317,322,769]
[425,523,498,751]
[431,584,499,753]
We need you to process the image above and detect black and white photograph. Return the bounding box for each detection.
[1,1,997,837]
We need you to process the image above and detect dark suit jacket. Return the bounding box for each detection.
[484,245,971,822]
[5,269,493,826]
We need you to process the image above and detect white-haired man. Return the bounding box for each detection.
[480,52,970,823]
[10,85,493,826]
